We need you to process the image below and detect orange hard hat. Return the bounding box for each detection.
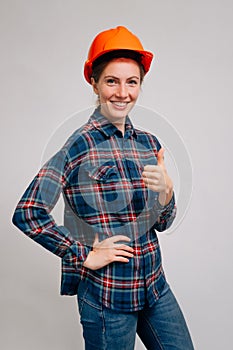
[84,26,154,84]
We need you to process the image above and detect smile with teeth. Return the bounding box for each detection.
[111,101,129,107]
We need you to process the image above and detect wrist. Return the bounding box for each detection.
[164,176,173,204]
[158,187,173,207]
[83,251,94,269]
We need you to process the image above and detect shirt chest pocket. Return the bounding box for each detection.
[86,165,118,183]
[83,164,133,214]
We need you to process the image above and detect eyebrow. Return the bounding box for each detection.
[104,75,140,80]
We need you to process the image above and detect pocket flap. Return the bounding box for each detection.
[85,165,117,182]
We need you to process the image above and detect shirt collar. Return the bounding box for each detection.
[88,108,137,139]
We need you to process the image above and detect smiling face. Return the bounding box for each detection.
[91,58,141,126]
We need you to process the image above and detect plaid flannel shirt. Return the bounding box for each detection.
[12,108,176,312]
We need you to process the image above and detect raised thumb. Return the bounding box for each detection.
[93,233,99,246]
[157,148,165,165]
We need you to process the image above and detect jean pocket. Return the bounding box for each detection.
[77,281,88,315]
[77,280,102,315]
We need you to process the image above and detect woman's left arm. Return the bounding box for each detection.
[142,148,177,231]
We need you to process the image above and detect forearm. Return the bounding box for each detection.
[11,148,89,267]
[154,192,177,232]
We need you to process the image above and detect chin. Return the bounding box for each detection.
[109,106,133,118]
[102,109,126,121]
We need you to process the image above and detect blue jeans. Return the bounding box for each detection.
[77,280,194,350]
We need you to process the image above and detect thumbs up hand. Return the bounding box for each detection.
[142,148,173,206]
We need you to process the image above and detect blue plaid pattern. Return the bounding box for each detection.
[12,108,176,311]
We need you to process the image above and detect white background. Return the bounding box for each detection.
[1,1,233,349]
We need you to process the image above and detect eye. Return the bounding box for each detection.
[128,79,138,86]
[105,78,117,86]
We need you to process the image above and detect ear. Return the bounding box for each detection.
[91,77,99,95]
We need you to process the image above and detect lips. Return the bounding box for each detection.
[111,101,129,108]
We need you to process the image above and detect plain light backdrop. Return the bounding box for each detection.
[1,1,232,349]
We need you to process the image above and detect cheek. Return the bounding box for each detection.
[98,88,113,102]
[132,88,140,100]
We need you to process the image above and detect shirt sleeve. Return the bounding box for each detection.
[152,192,177,232]
[146,134,177,232]
[12,148,91,270]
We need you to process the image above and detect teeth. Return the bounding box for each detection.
[113,102,127,107]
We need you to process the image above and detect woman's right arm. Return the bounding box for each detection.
[12,149,90,269]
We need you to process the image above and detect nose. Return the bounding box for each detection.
[115,83,128,99]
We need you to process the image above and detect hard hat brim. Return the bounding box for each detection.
[84,48,153,84]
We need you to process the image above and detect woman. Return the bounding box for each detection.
[12,26,194,349]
